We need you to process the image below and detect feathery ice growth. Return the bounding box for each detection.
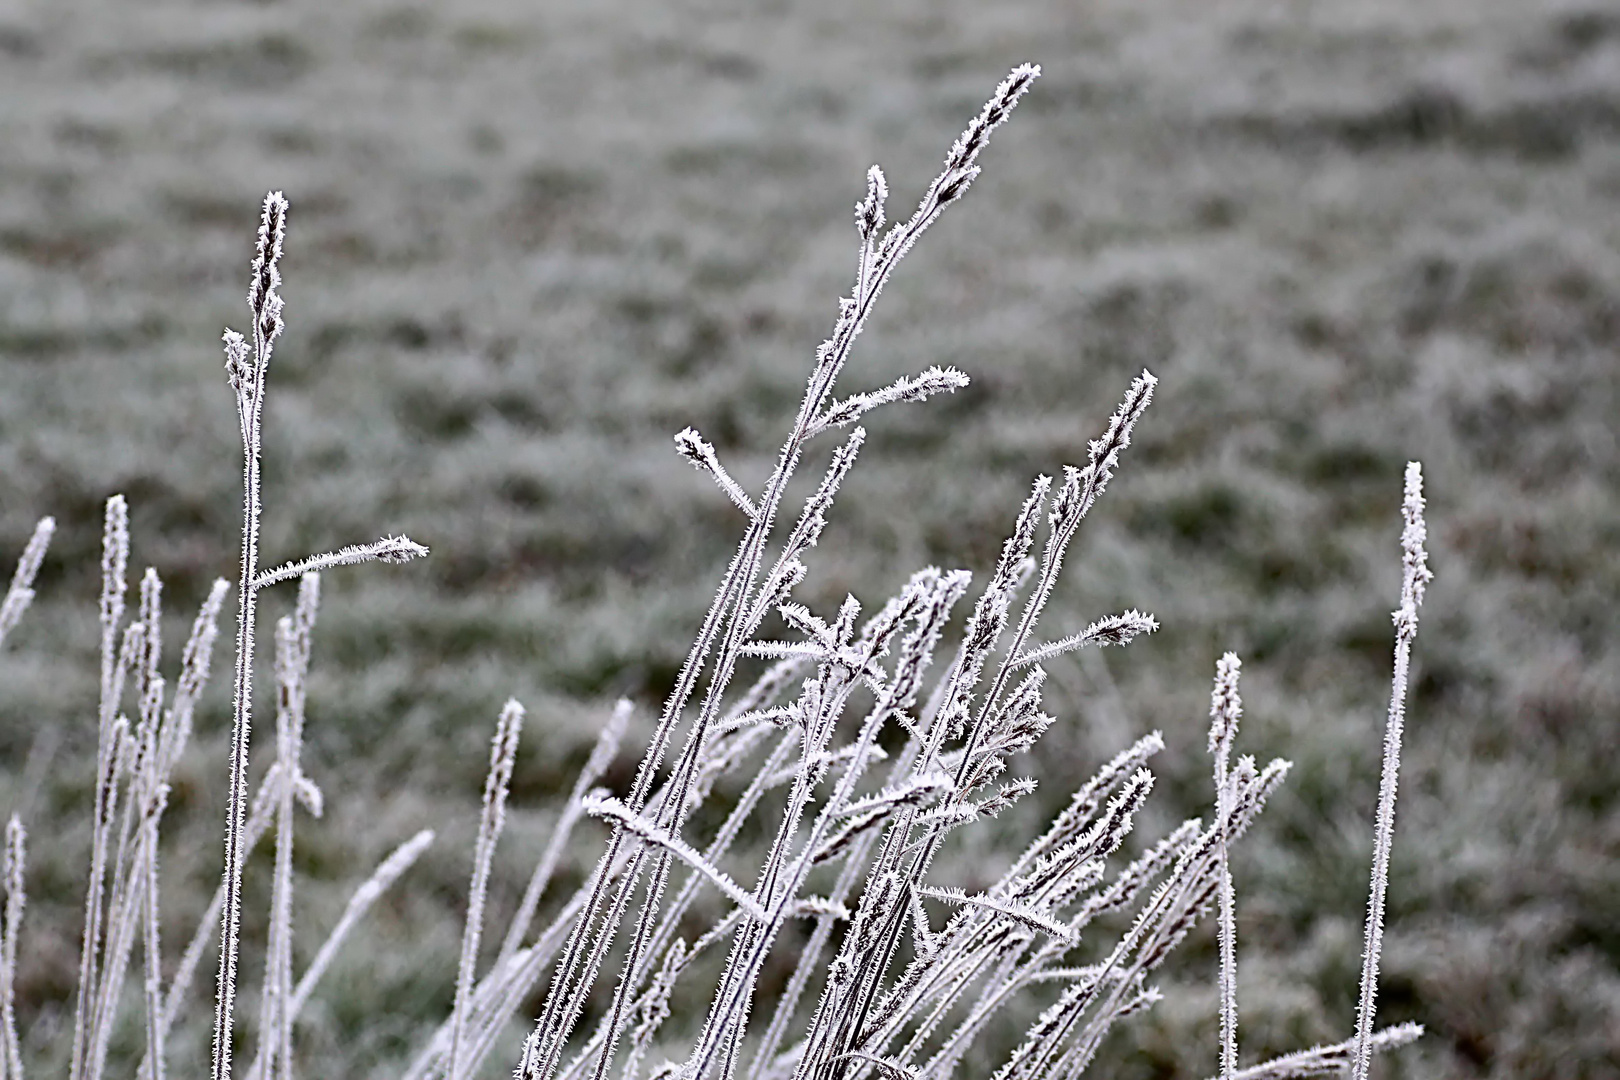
[0,65,1431,1080]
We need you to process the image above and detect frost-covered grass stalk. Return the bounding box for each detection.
[0,65,1435,1080]
[214,191,429,1080]
[2,817,24,1080]
[1350,464,1431,1080]
[1210,654,1242,1080]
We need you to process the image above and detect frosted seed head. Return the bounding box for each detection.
[856,165,888,240]
[1050,466,1082,528]
[372,535,429,564]
[978,776,1038,817]
[1394,461,1433,635]
[990,474,1052,592]
[934,165,980,208]
[1088,609,1158,648]
[1084,370,1157,502]
[833,594,861,645]
[587,699,632,779]
[101,495,129,610]
[222,328,253,395]
[943,64,1040,175]
[249,191,289,342]
[1208,652,1243,760]
[0,516,54,648]
[908,366,970,400]
[673,427,709,467]
[4,815,24,896]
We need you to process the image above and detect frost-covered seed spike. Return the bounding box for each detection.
[582,794,769,924]
[223,330,253,397]
[1208,651,1244,1080]
[251,536,428,592]
[248,192,288,344]
[674,428,757,518]
[914,886,1072,942]
[451,700,525,1080]
[0,515,54,650]
[1209,1023,1424,1080]
[1209,652,1243,765]
[856,165,888,240]
[1011,610,1158,670]
[1084,370,1156,502]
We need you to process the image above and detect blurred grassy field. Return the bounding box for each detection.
[1,0,1617,1076]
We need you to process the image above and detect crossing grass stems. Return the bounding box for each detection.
[0,67,1430,1080]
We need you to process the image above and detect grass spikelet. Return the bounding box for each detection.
[0,518,54,651]
[675,429,758,519]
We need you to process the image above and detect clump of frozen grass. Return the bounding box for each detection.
[0,65,1434,1080]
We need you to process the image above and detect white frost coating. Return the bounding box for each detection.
[675,428,758,518]
[497,700,631,971]
[2,817,25,1080]
[1009,609,1159,670]
[289,829,436,1020]
[452,700,527,1080]
[214,190,288,1080]
[582,794,769,924]
[251,535,429,591]
[213,192,429,1080]
[1350,464,1432,1080]
[0,68,1443,1080]
[71,497,128,1080]
[0,517,54,650]
[1209,653,1243,1080]
[807,367,971,437]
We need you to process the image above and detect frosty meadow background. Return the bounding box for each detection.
[0,1,1617,1078]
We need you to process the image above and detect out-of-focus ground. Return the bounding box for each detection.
[0,0,1616,1076]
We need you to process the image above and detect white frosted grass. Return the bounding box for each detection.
[450,699,526,1080]
[1,818,24,1080]
[210,192,428,1080]
[1209,654,1243,1080]
[214,190,289,1080]
[0,68,1442,1080]
[675,429,759,519]
[71,497,128,1080]
[805,367,970,438]
[522,67,1044,1080]
[498,700,630,971]
[289,828,435,1022]
[0,518,53,651]
[1008,610,1158,670]
[1350,464,1433,1080]
[252,536,429,591]
[583,795,769,924]
[253,573,323,1080]
[1209,1022,1424,1080]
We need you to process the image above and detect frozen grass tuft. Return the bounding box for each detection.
[0,67,1435,1080]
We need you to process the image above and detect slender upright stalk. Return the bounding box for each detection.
[71,497,128,1080]
[1,817,25,1080]
[451,700,525,1080]
[1209,654,1243,1080]
[214,191,289,1080]
[1351,464,1431,1080]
